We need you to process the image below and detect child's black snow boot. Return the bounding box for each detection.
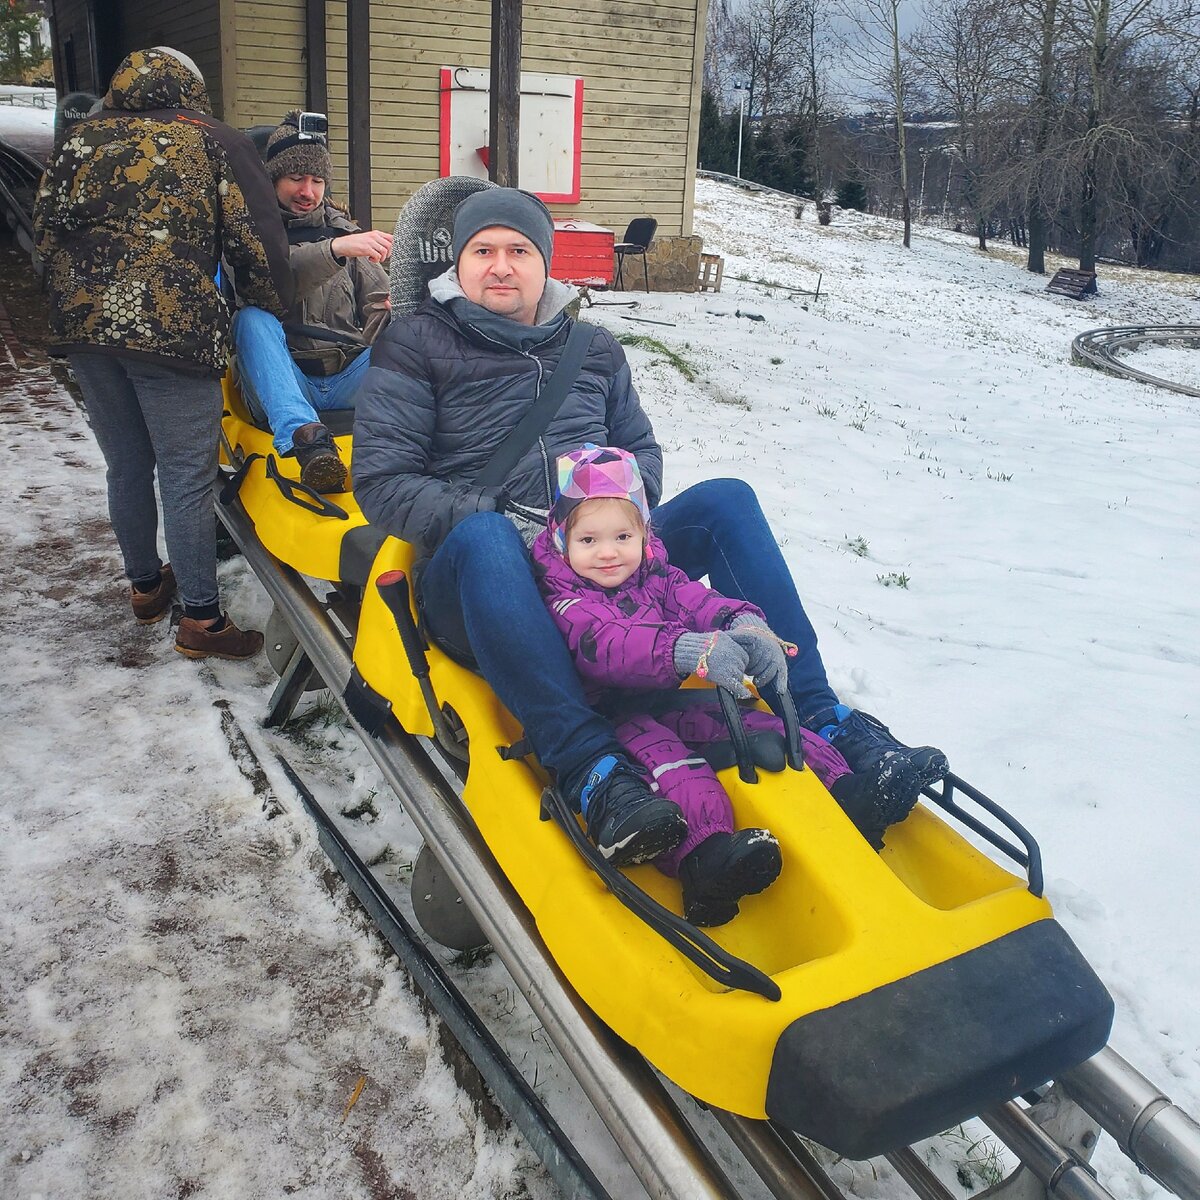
[679,829,782,928]
[574,754,687,867]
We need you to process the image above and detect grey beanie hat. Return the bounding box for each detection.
[265,111,333,183]
[452,188,555,271]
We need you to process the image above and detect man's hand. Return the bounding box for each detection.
[331,230,394,263]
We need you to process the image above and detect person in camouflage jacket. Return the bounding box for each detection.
[32,47,293,661]
[34,46,291,373]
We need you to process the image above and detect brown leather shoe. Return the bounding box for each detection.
[174,614,264,661]
[293,422,348,494]
[130,564,177,624]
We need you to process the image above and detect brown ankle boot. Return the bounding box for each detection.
[292,423,348,494]
[174,614,264,661]
[130,564,177,624]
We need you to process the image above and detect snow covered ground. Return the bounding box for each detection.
[2,168,1198,1200]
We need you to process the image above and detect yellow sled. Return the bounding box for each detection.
[219,380,1112,1159]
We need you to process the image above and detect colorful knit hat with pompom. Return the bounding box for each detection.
[549,443,650,554]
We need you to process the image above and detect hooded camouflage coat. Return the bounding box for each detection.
[33,48,292,376]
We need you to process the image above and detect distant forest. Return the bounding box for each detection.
[700,0,1200,274]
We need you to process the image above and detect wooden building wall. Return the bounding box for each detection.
[46,0,706,239]
[45,0,223,117]
[219,0,306,131]
[231,0,705,238]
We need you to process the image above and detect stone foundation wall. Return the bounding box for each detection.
[612,235,703,294]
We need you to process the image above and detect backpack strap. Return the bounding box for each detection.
[475,321,597,488]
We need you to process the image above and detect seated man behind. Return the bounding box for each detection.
[234,111,393,493]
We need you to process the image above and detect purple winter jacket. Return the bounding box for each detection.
[530,530,765,699]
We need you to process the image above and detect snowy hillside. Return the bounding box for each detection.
[2,173,1197,1200]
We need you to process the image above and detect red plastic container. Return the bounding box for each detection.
[550,220,615,287]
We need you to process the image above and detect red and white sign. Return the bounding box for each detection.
[439,67,584,204]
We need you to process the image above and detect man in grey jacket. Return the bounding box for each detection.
[234,113,393,493]
[354,187,948,870]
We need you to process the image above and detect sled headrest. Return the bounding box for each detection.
[390,176,498,316]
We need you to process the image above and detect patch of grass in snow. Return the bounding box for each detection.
[341,789,379,822]
[281,692,350,753]
[846,535,869,557]
[987,468,1013,482]
[927,1125,1007,1189]
[876,571,910,589]
[451,945,495,968]
[815,403,838,418]
[617,334,697,382]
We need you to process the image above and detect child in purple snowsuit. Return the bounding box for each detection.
[532,445,869,927]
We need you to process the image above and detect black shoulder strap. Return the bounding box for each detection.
[475,321,597,489]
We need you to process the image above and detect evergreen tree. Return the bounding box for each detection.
[698,88,733,174]
[0,1,43,85]
[835,179,869,211]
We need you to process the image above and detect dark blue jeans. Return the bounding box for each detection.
[651,478,838,720]
[418,480,838,784]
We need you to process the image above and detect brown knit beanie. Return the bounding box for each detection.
[265,110,333,183]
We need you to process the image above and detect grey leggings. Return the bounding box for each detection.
[69,352,223,612]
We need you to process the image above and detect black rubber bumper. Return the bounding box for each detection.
[765,919,1114,1159]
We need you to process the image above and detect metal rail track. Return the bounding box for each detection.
[215,480,1200,1200]
[1072,325,1200,398]
[0,137,44,264]
[6,136,1197,1196]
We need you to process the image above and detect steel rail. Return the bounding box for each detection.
[0,137,44,264]
[707,1111,839,1200]
[981,1103,1117,1199]
[269,751,613,1200]
[214,486,742,1200]
[1072,325,1200,398]
[884,1148,957,1200]
[1062,1048,1200,1200]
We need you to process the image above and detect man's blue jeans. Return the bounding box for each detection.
[233,307,371,456]
[418,478,838,787]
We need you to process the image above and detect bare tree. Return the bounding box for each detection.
[799,0,836,195]
[837,0,918,247]
[1064,0,1195,272]
[728,0,814,120]
[705,0,737,97]
[912,0,1022,250]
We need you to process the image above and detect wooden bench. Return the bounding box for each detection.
[1047,268,1097,298]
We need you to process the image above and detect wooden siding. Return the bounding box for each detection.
[111,0,224,117]
[226,0,306,129]
[46,0,222,112]
[228,0,705,236]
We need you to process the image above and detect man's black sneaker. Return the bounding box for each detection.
[807,705,948,793]
[292,422,348,494]
[576,754,687,867]
[679,829,782,927]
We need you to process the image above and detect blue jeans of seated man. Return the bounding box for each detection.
[649,478,838,721]
[419,511,624,785]
[233,306,372,457]
[418,479,839,786]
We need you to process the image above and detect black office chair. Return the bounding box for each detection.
[614,217,657,291]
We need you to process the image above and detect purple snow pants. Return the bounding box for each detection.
[614,704,853,876]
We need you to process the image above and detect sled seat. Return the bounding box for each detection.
[220,375,384,586]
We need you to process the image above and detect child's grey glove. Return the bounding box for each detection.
[728,614,796,694]
[674,631,751,699]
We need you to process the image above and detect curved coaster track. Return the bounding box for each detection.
[1073,326,1200,398]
